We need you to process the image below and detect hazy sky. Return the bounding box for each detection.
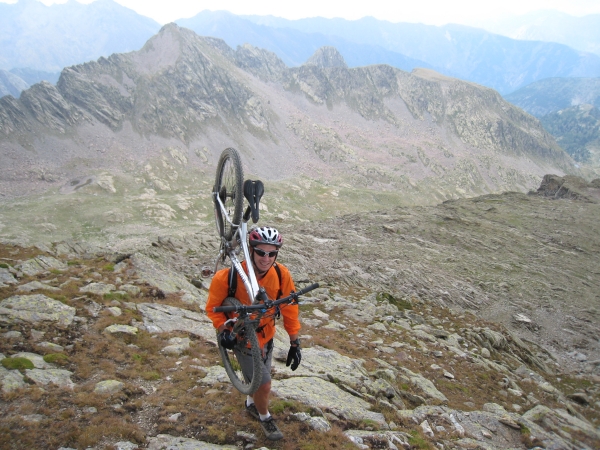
[2,0,600,25]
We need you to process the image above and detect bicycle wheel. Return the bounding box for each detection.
[218,297,263,395]
[214,148,244,241]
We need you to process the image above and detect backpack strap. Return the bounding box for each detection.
[227,263,282,301]
[273,262,283,300]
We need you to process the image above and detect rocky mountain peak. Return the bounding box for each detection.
[0,24,580,203]
[304,46,348,68]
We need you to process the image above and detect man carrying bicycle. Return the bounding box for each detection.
[206,226,301,441]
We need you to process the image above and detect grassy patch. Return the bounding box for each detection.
[1,357,35,371]
[103,292,129,301]
[408,430,433,449]
[269,399,299,415]
[360,419,381,430]
[141,371,161,381]
[43,353,69,366]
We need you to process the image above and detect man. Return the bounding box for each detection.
[206,226,301,441]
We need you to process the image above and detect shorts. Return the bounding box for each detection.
[234,339,274,386]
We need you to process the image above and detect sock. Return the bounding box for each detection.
[246,396,254,406]
[259,412,271,421]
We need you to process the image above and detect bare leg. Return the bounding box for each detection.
[252,381,271,416]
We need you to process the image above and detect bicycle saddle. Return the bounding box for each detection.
[243,179,264,223]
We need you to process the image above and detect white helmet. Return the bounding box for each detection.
[249,226,283,248]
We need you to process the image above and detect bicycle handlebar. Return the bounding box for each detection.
[213,283,320,313]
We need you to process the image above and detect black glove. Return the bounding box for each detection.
[218,329,236,350]
[286,344,302,371]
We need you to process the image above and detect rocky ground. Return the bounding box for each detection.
[0,176,599,449]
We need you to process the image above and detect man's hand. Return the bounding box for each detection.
[286,344,302,371]
[218,329,236,350]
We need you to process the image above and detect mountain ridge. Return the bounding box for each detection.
[474,10,600,56]
[0,24,577,207]
[2,2,600,96]
[236,13,600,94]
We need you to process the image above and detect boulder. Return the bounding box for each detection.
[17,256,67,276]
[0,294,76,327]
[94,380,124,394]
[0,268,17,286]
[271,376,388,427]
[397,367,448,405]
[25,368,74,389]
[80,282,116,296]
[131,253,201,300]
[0,361,27,392]
[138,303,214,340]
[146,434,238,450]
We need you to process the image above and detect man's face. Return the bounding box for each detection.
[252,244,278,273]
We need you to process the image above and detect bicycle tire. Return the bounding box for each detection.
[214,148,244,241]
[218,297,263,395]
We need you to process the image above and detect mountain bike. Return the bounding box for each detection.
[211,147,319,394]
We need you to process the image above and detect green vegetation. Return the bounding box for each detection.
[408,430,433,449]
[2,357,34,371]
[103,292,128,301]
[141,371,161,380]
[43,353,69,365]
[270,399,298,414]
[360,419,381,430]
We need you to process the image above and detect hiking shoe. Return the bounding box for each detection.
[245,401,259,420]
[259,416,283,440]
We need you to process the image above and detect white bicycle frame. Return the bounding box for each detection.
[214,193,261,303]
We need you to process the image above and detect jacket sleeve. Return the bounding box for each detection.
[205,269,231,330]
[279,265,301,336]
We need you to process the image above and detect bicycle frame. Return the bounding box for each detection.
[213,191,261,303]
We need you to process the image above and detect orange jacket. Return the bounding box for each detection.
[206,260,300,349]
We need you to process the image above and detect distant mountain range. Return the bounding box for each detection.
[504,78,600,118]
[179,12,600,95]
[505,78,600,165]
[1,1,600,97]
[540,105,600,164]
[475,10,600,57]
[0,0,160,73]
[0,68,60,98]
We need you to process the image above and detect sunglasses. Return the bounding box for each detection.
[254,248,279,258]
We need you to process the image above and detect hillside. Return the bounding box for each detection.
[504,77,600,118]
[0,178,599,449]
[540,104,600,165]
